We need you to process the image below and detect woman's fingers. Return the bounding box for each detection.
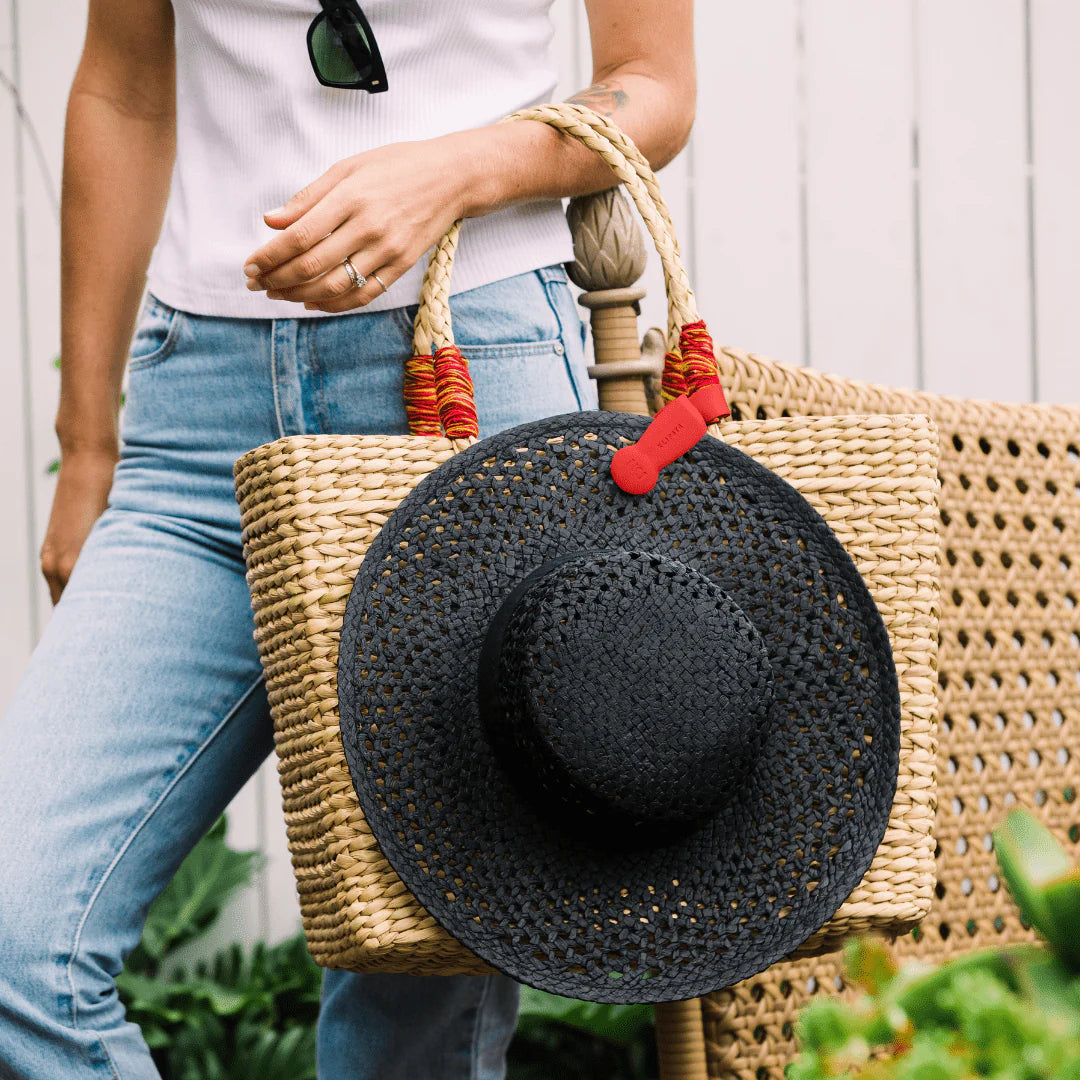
[268,159,348,224]
[241,139,463,305]
[263,236,400,306]
[40,451,116,605]
[251,223,370,294]
[262,255,358,302]
[302,260,401,312]
[246,210,352,287]
[244,170,354,282]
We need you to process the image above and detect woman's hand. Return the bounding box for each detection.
[40,448,117,605]
[242,131,478,313]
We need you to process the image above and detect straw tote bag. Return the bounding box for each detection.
[233,102,943,977]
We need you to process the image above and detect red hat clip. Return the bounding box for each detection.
[610,384,729,496]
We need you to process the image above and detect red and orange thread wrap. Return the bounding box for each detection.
[403,354,442,436]
[410,321,724,440]
[610,320,730,494]
[660,320,729,423]
[433,345,480,439]
[660,350,688,403]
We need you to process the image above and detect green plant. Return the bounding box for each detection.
[509,988,657,1080]
[118,817,322,1080]
[48,355,61,474]
[122,816,658,1078]
[787,808,1080,1078]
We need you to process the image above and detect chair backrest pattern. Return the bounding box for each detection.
[701,347,1080,1079]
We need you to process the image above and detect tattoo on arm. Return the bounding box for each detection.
[568,82,629,117]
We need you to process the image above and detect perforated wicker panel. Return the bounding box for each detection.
[699,347,1080,1080]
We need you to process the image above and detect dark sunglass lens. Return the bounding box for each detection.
[335,10,372,52]
[311,12,372,84]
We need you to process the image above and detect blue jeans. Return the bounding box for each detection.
[0,264,596,1080]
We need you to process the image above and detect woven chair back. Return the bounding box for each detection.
[696,347,1080,1079]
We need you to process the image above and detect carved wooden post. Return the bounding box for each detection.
[566,188,662,417]
[654,999,710,1080]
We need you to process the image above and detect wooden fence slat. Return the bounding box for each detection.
[257,759,304,944]
[16,0,75,633]
[1030,0,1080,404]
[803,0,919,387]
[916,0,1033,401]
[1,0,37,714]
[691,0,805,367]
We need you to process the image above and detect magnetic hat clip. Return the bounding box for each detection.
[610,383,730,495]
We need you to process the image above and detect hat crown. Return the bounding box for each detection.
[478,551,776,840]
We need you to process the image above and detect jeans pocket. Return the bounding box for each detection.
[451,267,562,347]
[540,270,598,413]
[128,293,185,371]
[468,345,585,437]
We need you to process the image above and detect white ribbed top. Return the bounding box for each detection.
[145,0,575,318]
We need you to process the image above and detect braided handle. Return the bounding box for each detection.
[406,103,726,438]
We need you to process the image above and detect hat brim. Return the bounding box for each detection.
[338,412,900,1003]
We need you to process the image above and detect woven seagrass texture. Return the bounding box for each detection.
[234,433,491,974]
[698,347,1080,1080]
[234,412,941,975]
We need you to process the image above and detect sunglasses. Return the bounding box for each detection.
[307,0,388,92]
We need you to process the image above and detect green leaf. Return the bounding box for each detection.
[795,998,865,1052]
[1005,945,1080,1039]
[178,977,255,1017]
[789,813,1080,1079]
[116,969,188,1015]
[167,1012,230,1080]
[843,935,899,996]
[232,1019,317,1080]
[994,807,1080,967]
[515,987,653,1044]
[139,1022,172,1050]
[890,946,1020,1029]
[1041,872,1080,970]
[886,1029,971,1079]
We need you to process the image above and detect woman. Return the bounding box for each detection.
[0,0,694,1076]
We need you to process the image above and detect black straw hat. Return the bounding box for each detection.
[337,412,900,1003]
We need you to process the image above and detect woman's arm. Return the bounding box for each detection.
[459,0,696,215]
[42,0,175,602]
[245,0,694,312]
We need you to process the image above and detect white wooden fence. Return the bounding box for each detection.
[3,0,1078,949]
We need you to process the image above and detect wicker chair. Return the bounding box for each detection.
[695,347,1080,1079]
[567,189,1080,1080]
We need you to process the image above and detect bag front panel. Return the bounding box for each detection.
[235,413,942,974]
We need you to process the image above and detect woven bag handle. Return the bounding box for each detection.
[405,102,728,440]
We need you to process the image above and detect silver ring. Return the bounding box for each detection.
[373,273,388,293]
[342,255,366,290]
